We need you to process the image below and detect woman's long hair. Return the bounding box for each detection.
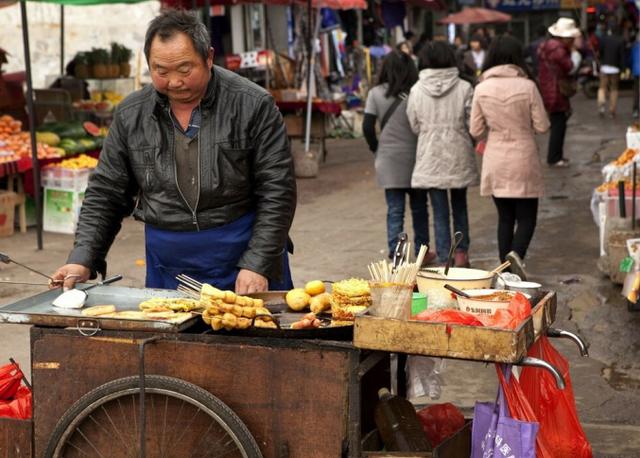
[482,35,535,80]
[377,51,419,98]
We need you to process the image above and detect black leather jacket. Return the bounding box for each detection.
[68,66,296,281]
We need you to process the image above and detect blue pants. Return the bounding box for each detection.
[145,212,293,291]
[384,189,430,258]
[429,188,470,263]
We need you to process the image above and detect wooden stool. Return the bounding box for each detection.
[6,173,27,233]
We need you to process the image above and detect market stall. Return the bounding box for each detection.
[0,245,592,457]
[0,114,105,236]
[593,122,640,311]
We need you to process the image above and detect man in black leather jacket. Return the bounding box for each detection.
[51,10,296,294]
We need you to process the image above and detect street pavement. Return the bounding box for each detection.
[1,92,639,456]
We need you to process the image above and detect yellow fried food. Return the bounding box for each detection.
[236,317,251,330]
[331,278,370,297]
[253,298,264,308]
[254,320,277,329]
[304,280,325,296]
[201,283,225,301]
[242,306,257,319]
[310,293,331,314]
[139,297,200,312]
[81,305,116,317]
[286,288,311,311]
[211,316,223,331]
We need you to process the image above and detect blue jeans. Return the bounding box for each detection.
[385,189,429,258]
[429,188,470,263]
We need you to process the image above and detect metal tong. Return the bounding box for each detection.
[0,252,61,285]
[391,233,409,272]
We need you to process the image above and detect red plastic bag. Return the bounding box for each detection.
[0,386,32,420]
[0,362,23,400]
[519,337,593,458]
[480,293,532,330]
[415,293,531,330]
[496,364,553,458]
[416,403,465,447]
[414,309,484,326]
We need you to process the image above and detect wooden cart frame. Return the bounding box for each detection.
[0,291,587,458]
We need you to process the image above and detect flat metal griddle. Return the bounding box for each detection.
[0,285,199,333]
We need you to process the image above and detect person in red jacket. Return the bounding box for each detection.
[537,18,580,168]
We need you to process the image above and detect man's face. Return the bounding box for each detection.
[149,32,213,105]
[470,40,481,52]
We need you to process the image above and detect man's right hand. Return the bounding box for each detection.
[50,264,91,291]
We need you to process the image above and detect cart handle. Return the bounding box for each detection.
[547,327,589,357]
[516,356,566,390]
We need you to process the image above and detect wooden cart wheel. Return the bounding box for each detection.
[44,375,262,458]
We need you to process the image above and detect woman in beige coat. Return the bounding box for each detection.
[470,36,550,278]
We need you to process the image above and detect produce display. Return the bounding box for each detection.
[71,43,132,80]
[0,115,63,162]
[330,278,372,323]
[611,148,638,166]
[199,283,275,331]
[74,92,124,113]
[37,122,104,156]
[57,154,99,169]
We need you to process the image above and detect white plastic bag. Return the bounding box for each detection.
[406,356,446,401]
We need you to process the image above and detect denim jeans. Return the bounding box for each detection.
[429,188,470,263]
[384,189,429,258]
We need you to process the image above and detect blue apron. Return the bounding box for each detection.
[145,212,293,291]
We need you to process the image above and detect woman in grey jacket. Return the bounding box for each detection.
[407,42,479,267]
[362,51,433,263]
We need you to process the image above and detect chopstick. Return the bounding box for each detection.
[368,244,428,285]
[491,261,511,274]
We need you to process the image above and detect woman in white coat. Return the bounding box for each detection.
[407,41,479,267]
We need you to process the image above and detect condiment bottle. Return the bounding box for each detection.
[374,388,432,452]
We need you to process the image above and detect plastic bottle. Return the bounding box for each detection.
[374,388,432,452]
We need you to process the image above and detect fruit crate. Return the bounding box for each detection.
[41,166,91,192]
[0,191,17,237]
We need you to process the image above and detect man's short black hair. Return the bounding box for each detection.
[144,9,210,63]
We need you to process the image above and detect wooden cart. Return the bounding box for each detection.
[0,288,584,458]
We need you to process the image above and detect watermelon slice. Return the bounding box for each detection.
[83,122,101,137]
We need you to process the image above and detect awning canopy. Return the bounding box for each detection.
[161,0,365,9]
[438,7,512,25]
[27,0,149,4]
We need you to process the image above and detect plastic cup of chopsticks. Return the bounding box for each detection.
[368,282,414,320]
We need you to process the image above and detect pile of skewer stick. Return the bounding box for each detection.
[367,244,428,285]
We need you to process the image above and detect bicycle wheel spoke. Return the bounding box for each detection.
[76,427,107,458]
[51,379,257,458]
[160,394,169,457]
[99,404,132,454]
[87,412,136,458]
[116,397,138,458]
[186,418,222,456]
[164,398,186,448]
[172,406,204,445]
[65,439,91,456]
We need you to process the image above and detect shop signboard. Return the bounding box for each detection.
[487,0,561,11]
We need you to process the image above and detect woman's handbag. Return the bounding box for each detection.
[558,78,577,98]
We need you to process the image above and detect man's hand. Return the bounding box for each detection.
[50,264,91,291]
[235,269,268,295]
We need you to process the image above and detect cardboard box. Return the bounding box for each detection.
[43,187,84,234]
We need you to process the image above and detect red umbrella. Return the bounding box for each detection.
[438,7,511,25]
